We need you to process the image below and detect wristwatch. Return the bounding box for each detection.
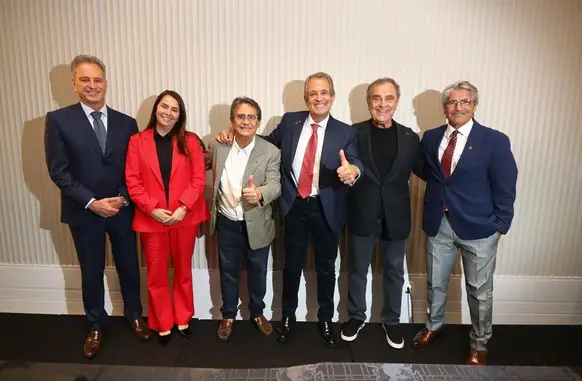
[119,196,129,207]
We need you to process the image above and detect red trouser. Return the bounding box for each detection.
[140,226,197,332]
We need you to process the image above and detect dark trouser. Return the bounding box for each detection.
[282,196,339,321]
[347,219,406,325]
[217,213,270,319]
[69,209,142,331]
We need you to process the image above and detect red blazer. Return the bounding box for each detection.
[125,129,210,233]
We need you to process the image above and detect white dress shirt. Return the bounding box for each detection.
[292,114,329,196]
[438,119,473,174]
[81,102,108,132]
[82,102,108,209]
[218,136,256,221]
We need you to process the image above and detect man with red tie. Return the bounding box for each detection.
[217,72,363,347]
[412,81,518,365]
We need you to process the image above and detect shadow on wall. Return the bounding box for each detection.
[348,83,370,124]
[20,64,87,319]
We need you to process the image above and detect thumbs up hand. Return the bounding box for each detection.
[337,149,357,184]
[242,175,262,204]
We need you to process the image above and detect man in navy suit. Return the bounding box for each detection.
[411,81,518,365]
[217,72,363,347]
[45,55,150,359]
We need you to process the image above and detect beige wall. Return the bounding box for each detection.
[1,0,581,283]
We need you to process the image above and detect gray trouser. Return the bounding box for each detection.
[347,219,406,325]
[426,216,499,351]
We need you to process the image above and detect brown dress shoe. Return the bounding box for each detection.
[83,330,103,359]
[466,348,487,365]
[252,315,273,336]
[412,327,442,348]
[217,319,233,341]
[130,318,151,341]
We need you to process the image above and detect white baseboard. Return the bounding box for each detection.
[0,265,581,324]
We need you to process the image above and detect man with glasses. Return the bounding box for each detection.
[210,96,281,341]
[217,72,363,347]
[412,81,518,365]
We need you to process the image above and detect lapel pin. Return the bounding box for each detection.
[295,120,302,125]
[469,146,472,150]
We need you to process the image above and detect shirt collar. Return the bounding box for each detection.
[446,118,473,138]
[81,102,107,117]
[232,135,256,155]
[306,113,330,130]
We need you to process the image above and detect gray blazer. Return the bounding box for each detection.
[209,137,281,249]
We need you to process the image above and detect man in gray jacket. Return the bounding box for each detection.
[210,96,281,341]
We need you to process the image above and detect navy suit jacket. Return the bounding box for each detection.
[421,120,518,240]
[262,111,363,234]
[45,103,138,226]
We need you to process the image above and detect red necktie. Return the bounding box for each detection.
[440,130,459,178]
[297,124,318,198]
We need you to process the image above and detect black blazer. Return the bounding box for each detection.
[44,103,138,226]
[347,119,424,240]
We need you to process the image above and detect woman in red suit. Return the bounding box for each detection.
[125,90,209,346]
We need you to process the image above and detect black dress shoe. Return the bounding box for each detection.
[177,327,192,339]
[318,320,337,348]
[158,333,172,347]
[275,316,295,343]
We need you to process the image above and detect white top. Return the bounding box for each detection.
[218,136,256,221]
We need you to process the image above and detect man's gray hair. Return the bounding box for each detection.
[70,54,106,79]
[441,80,478,105]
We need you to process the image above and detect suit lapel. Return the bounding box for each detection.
[104,107,117,156]
[383,123,407,182]
[450,121,481,178]
[289,113,308,164]
[433,126,447,179]
[213,143,230,193]
[321,116,339,167]
[143,129,165,188]
[170,138,185,179]
[74,103,104,156]
[243,140,264,182]
[362,122,380,183]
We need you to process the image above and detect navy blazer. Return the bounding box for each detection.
[421,120,518,240]
[45,103,138,226]
[262,111,363,234]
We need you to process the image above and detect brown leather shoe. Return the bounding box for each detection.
[252,315,273,336]
[466,348,487,365]
[411,327,442,348]
[130,318,151,341]
[83,330,103,359]
[217,319,233,341]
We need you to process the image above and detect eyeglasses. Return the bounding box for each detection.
[444,99,475,108]
[235,114,258,122]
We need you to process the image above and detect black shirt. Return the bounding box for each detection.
[370,122,398,181]
[154,129,173,203]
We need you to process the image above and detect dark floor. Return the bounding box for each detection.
[0,313,581,370]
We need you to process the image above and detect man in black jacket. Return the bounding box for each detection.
[341,77,424,349]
